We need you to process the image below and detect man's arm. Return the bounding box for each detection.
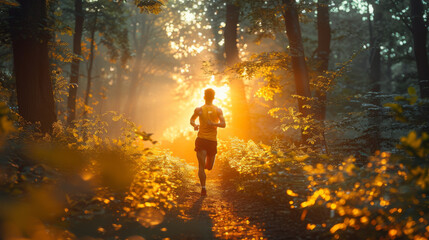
[217,108,226,128]
[208,107,226,128]
[190,107,200,131]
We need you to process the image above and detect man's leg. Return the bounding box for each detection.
[205,140,217,170]
[205,154,216,170]
[196,150,207,188]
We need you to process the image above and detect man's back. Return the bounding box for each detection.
[198,104,220,142]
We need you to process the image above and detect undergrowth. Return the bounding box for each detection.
[218,91,429,240]
[0,109,194,239]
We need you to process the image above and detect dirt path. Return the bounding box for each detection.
[169,169,266,240]
[68,165,316,239]
[157,167,312,240]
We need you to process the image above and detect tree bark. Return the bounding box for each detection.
[84,11,98,114]
[224,3,250,139]
[368,2,382,153]
[206,0,225,66]
[315,0,330,121]
[282,0,312,143]
[67,0,84,124]
[225,4,240,67]
[9,0,57,133]
[410,0,429,98]
[114,62,124,112]
[314,0,331,150]
[386,38,394,93]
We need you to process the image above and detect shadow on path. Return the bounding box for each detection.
[135,193,216,240]
[68,193,215,240]
[177,195,215,239]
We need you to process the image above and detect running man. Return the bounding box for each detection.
[190,88,226,196]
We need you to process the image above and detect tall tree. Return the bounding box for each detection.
[314,0,331,149]
[67,0,84,124]
[124,13,151,118]
[410,0,429,98]
[114,61,125,113]
[84,6,98,113]
[224,2,250,139]
[281,0,312,143]
[225,3,240,67]
[82,0,129,117]
[367,1,382,153]
[206,0,226,66]
[9,0,57,132]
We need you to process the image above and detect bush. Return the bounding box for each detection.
[0,110,194,239]
[217,91,429,239]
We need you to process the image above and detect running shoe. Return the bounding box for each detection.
[201,188,207,196]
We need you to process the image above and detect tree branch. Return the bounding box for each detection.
[388,0,413,32]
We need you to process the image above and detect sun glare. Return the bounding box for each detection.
[162,75,230,142]
[197,76,230,106]
[180,11,196,24]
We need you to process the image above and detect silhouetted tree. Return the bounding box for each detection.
[225,2,250,139]
[281,0,312,143]
[9,0,57,132]
[410,0,429,98]
[67,0,84,124]
[314,0,331,149]
[368,1,382,153]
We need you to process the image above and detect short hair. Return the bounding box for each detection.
[204,88,215,101]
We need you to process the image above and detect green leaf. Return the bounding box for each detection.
[408,96,418,105]
[384,103,403,113]
[408,87,417,96]
[394,96,406,101]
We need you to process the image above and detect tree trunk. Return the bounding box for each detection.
[314,0,331,150]
[386,38,394,93]
[84,11,98,114]
[207,1,225,66]
[282,0,312,143]
[315,0,330,121]
[67,0,84,124]
[224,3,250,139]
[124,53,142,119]
[225,4,240,67]
[368,2,382,153]
[410,0,429,98]
[9,0,57,133]
[124,16,149,119]
[114,62,124,112]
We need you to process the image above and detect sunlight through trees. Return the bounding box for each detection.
[0,0,428,239]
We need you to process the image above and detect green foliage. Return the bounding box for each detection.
[0,101,15,146]
[384,87,422,123]
[84,0,131,64]
[218,88,429,239]
[0,107,194,239]
[295,151,428,239]
[217,137,310,199]
[133,0,165,14]
[0,0,18,6]
[233,50,350,145]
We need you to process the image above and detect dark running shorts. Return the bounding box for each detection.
[194,137,217,156]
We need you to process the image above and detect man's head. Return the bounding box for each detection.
[204,88,215,102]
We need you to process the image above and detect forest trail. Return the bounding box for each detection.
[171,168,266,240]
[159,166,310,240]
